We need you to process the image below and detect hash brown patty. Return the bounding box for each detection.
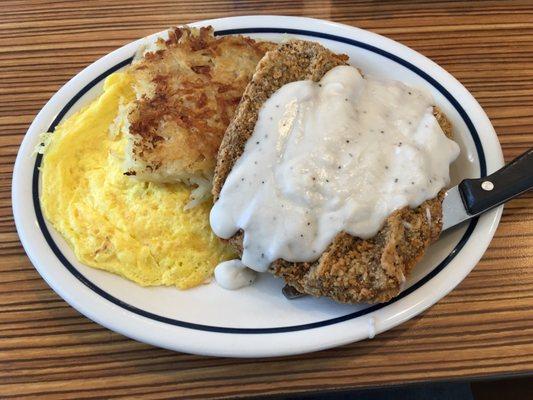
[124,26,274,204]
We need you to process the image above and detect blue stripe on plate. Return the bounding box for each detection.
[31,28,484,334]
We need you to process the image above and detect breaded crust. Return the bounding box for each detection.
[213,40,349,197]
[213,40,454,304]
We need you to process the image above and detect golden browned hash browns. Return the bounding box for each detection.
[124,26,274,201]
[213,39,454,304]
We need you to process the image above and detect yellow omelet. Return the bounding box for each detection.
[40,71,235,289]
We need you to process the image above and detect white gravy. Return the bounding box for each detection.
[214,259,257,290]
[210,65,460,274]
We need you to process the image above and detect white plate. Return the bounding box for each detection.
[12,16,504,358]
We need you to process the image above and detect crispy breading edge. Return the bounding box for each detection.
[213,40,454,304]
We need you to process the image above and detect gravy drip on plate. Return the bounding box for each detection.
[214,259,257,290]
[210,65,460,272]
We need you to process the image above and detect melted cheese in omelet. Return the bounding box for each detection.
[40,71,235,289]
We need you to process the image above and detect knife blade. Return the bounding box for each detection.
[441,185,470,231]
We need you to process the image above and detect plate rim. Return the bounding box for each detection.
[12,15,504,357]
[30,28,484,334]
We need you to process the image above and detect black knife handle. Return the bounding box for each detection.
[459,148,533,216]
